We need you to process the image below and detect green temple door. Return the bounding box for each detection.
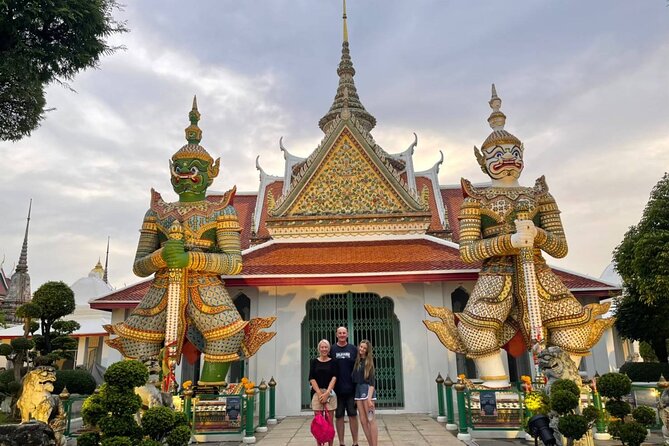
[300,291,404,409]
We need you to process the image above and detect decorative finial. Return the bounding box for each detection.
[487,83,505,131]
[480,83,521,151]
[343,0,348,43]
[185,95,202,144]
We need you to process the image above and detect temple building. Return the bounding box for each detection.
[90,7,620,415]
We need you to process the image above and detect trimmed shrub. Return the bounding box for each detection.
[605,399,632,419]
[10,337,34,351]
[104,360,148,389]
[102,389,142,415]
[81,393,106,427]
[632,405,657,427]
[619,362,669,382]
[582,405,599,423]
[7,381,21,395]
[550,390,580,415]
[551,379,580,396]
[598,372,632,399]
[98,414,142,439]
[54,369,96,395]
[100,437,133,446]
[166,424,191,446]
[558,414,590,441]
[0,344,12,356]
[616,421,648,446]
[76,432,100,446]
[142,406,176,441]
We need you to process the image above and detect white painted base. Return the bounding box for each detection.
[457,433,472,441]
[594,432,611,440]
[267,418,278,425]
[446,423,458,431]
[256,426,268,433]
[525,432,533,441]
[437,416,447,423]
[243,436,256,444]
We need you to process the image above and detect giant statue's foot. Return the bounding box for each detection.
[198,361,231,386]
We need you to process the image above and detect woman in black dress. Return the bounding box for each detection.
[309,339,338,446]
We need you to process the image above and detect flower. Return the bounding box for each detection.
[520,375,532,384]
[182,380,193,390]
[458,373,466,381]
[241,377,249,384]
[524,391,547,413]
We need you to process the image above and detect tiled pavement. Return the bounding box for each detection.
[214,414,463,445]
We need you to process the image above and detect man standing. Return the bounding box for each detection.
[331,326,359,446]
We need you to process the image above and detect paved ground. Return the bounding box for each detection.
[66,414,668,445]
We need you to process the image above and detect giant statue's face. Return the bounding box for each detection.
[482,143,524,181]
[170,157,212,202]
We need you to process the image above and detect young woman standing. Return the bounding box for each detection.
[309,339,338,446]
[352,339,377,446]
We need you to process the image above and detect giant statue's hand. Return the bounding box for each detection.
[511,219,537,248]
[162,239,189,268]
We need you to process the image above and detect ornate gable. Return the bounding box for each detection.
[266,121,431,238]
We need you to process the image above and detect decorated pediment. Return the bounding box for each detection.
[266,120,431,238]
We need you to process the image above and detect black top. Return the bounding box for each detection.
[308,358,338,396]
[351,361,375,388]
[331,343,358,395]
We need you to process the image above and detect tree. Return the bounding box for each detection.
[614,173,669,362]
[22,281,79,363]
[0,0,127,141]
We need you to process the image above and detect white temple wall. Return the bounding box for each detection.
[231,280,482,416]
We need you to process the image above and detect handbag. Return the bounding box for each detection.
[310,408,335,443]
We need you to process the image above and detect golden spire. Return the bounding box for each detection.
[185,95,202,145]
[343,0,348,43]
[319,0,376,133]
[481,83,521,150]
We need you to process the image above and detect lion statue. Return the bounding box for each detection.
[15,366,66,446]
[537,346,582,394]
[134,356,174,417]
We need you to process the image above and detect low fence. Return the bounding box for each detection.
[432,374,667,438]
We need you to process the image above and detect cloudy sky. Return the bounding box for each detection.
[1,1,667,292]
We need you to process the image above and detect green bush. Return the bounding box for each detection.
[81,393,106,427]
[582,405,599,423]
[104,360,148,389]
[615,421,648,446]
[0,369,14,385]
[76,431,100,446]
[100,437,133,446]
[632,405,657,427]
[137,440,162,446]
[0,344,12,356]
[598,372,632,399]
[551,379,580,396]
[54,369,96,395]
[10,337,34,351]
[142,406,176,441]
[558,414,589,441]
[619,362,669,382]
[550,390,580,415]
[98,414,142,440]
[173,411,189,427]
[166,424,191,446]
[102,389,141,415]
[605,399,631,419]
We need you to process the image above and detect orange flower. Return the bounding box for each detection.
[182,380,193,390]
[458,373,466,380]
[241,377,249,384]
[520,375,532,384]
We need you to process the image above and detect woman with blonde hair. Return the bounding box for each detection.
[352,339,377,446]
[309,339,338,446]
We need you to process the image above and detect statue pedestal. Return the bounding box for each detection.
[594,432,611,440]
[0,421,57,446]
